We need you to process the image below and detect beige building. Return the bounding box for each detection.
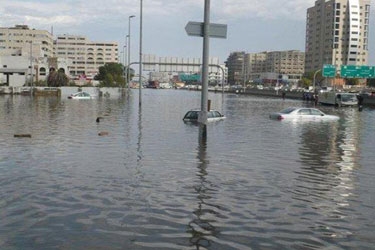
[245,50,305,84]
[0,25,55,86]
[0,25,54,58]
[305,0,371,73]
[1,25,119,86]
[54,35,118,79]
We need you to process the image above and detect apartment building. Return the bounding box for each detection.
[305,0,371,73]
[54,35,118,79]
[225,52,245,85]
[0,25,55,86]
[0,25,54,58]
[226,50,305,85]
[263,50,305,83]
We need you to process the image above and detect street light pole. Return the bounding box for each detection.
[123,44,127,85]
[128,15,135,91]
[30,41,33,95]
[313,69,321,94]
[139,0,143,106]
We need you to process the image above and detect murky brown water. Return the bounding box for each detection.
[1,89,374,249]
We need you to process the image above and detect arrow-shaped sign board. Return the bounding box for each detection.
[185,21,227,39]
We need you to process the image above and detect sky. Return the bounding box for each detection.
[1,0,375,65]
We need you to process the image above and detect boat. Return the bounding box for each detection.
[318,91,357,107]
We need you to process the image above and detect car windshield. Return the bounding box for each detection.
[341,94,356,102]
[184,111,198,119]
[279,107,296,114]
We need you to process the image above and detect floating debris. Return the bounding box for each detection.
[14,134,32,138]
[98,131,109,136]
[96,117,103,123]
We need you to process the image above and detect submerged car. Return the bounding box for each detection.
[183,110,226,122]
[269,107,339,121]
[68,91,95,100]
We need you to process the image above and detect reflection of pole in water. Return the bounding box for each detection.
[188,134,219,249]
[137,107,143,163]
[199,124,207,143]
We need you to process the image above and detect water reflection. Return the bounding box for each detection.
[188,133,219,249]
[292,108,362,242]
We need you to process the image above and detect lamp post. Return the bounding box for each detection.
[123,44,127,85]
[128,15,135,91]
[29,41,33,96]
[313,69,321,94]
[139,0,143,106]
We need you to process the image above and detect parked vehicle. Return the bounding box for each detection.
[318,91,357,107]
[183,110,226,122]
[269,107,339,121]
[68,91,95,100]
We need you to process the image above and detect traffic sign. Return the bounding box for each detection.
[340,65,375,78]
[322,64,336,77]
[185,21,227,39]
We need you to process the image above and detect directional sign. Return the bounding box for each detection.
[322,64,336,77]
[185,21,227,39]
[180,73,200,81]
[340,65,375,78]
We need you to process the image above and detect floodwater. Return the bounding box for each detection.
[0,89,374,250]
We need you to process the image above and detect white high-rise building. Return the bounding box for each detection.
[305,0,371,73]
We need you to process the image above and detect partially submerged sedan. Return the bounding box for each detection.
[68,91,95,100]
[183,110,226,122]
[269,107,339,121]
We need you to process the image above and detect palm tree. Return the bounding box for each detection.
[47,68,69,87]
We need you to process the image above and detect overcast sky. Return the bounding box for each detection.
[1,0,374,65]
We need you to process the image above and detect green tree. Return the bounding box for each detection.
[303,71,324,87]
[367,78,375,87]
[47,68,69,87]
[346,78,359,85]
[300,77,312,88]
[95,63,125,87]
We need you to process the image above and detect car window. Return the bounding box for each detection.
[213,111,222,117]
[280,107,296,114]
[298,109,311,115]
[311,109,323,116]
[208,112,214,118]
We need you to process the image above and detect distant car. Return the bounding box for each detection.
[68,91,95,100]
[269,107,339,121]
[183,110,226,122]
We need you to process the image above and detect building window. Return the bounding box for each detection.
[40,67,46,76]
